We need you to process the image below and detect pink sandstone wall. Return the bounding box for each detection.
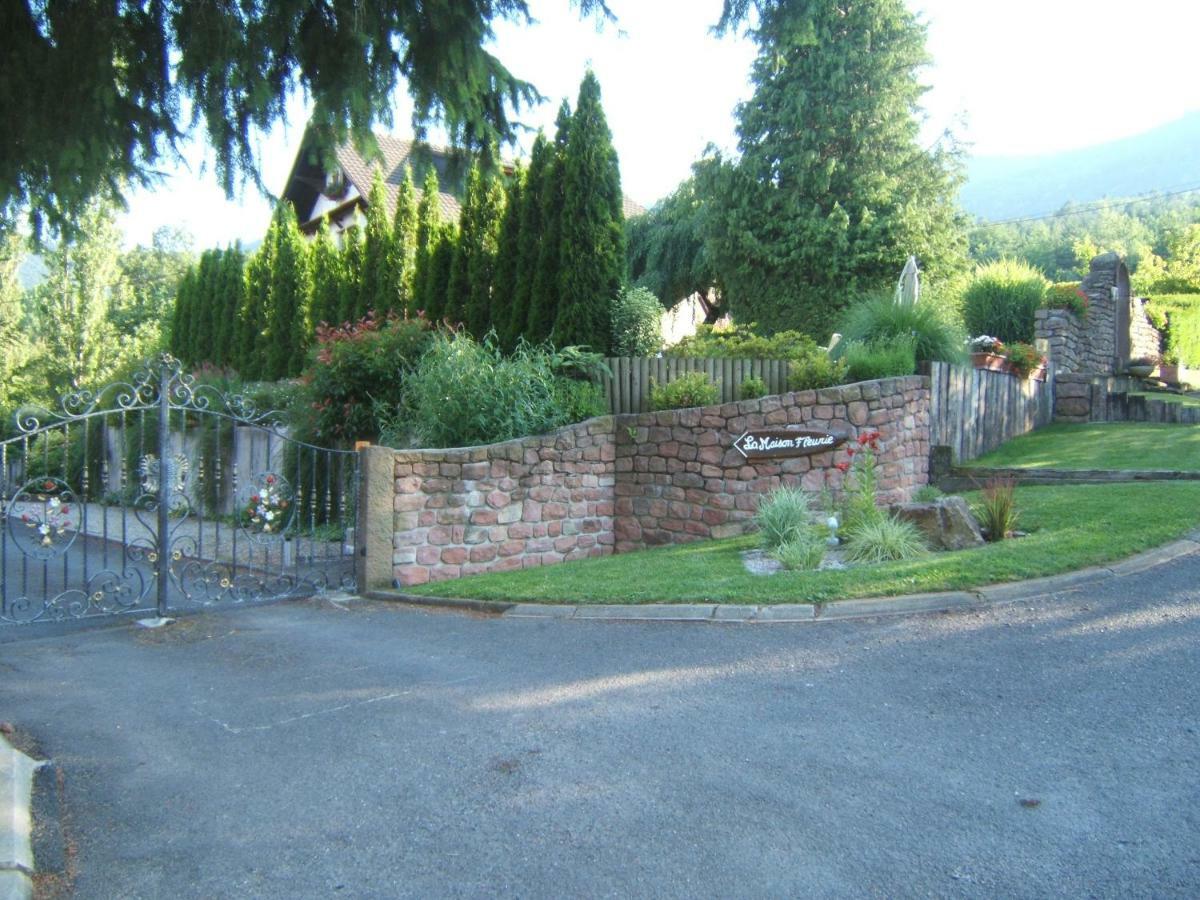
[389,376,931,587]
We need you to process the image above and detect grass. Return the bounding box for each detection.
[1129,391,1200,409]
[407,482,1200,605]
[962,423,1200,472]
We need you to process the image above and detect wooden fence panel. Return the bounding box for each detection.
[928,362,1053,463]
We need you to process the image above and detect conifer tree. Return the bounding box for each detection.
[699,0,965,338]
[464,169,505,338]
[214,244,245,368]
[492,165,524,348]
[527,101,571,343]
[264,203,310,379]
[338,225,365,323]
[423,223,457,323]
[412,167,444,316]
[554,70,624,353]
[360,169,396,315]
[237,220,275,379]
[391,166,419,314]
[506,133,550,347]
[170,267,196,360]
[188,249,218,363]
[308,220,343,329]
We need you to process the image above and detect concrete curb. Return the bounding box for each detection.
[0,736,44,900]
[368,531,1200,625]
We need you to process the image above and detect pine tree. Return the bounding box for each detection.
[412,167,444,316]
[264,203,310,379]
[308,220,343,329]
[492,165,524,348]
[360,169,396,315]
[554,70,624,353]
[391,166,419,314]
[506,133,550,347]
[698,0,965,338]
[528,101,571,343]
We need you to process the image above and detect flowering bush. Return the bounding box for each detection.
[240,474,292,535]
[967,335,1004,354]
[1004,342,1045,378]
[1045,282,1089,318]
[834,431,926,561]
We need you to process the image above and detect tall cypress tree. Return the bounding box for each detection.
[506,133,550,347]
[187,249,216,363]
[391,165,418,315]
[264,203,310,379]
[309,220,343,329]
[360,169,396,315]
[527,101,571,343]
[464,167,505,338]
[213,244,245,367]
[492,164,524,348]
[698,0,965,338]
[423,223,457,324]
[554,70,624,354]
[339,225,365,323]
[170,266,196,360]
[412,166,443,316]
[238,229,273,380]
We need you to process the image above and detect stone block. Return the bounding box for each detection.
[888,496,984,551]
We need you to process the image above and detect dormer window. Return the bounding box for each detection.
[324,169,348,200]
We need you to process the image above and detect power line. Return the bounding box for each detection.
[974,182,1200,228]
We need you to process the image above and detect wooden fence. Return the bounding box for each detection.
[601,356,790,415]
[930,361,1054,462]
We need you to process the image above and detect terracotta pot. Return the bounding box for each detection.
[970,352,1009,373]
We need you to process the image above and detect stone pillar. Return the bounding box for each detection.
[1053,374,1093,423]
[355,445,396,592]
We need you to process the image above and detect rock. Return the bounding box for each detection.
[888,496,985,551]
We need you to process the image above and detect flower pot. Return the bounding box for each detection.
[970,352,1009,373]
[1127,364,1155,378]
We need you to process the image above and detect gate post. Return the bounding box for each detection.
[356,445,395,593]
[155,358,172,617]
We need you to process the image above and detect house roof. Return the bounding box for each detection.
[284,129,645,231]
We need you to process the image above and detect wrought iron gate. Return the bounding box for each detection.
[0,356,359,626]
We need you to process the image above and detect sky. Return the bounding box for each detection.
[117,0,1200,250]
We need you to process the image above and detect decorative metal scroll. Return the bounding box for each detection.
[1,355,358,626]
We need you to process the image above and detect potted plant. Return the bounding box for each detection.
[1004,342,1046,380]
[967,335,1008,372]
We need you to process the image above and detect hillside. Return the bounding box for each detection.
[961,112,1200,222]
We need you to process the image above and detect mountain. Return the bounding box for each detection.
[960,111,1200,222]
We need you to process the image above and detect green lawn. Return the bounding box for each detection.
[1129,391,1200,409]
[408,482,1200,605]
[962,423,1200,471]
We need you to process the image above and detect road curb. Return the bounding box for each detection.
[0,736,43,900]
[366,534,1200,625]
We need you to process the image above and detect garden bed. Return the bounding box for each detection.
[404,482,1200,605]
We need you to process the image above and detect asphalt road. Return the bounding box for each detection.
[3,555,1199,898]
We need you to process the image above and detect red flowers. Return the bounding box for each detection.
[857,430,882,450]
[834,462,850,473]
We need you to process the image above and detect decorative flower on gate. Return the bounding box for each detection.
[138,452,190,496]
[239,473,294,537]
[7,476,80,559]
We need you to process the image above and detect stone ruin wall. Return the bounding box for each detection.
[378,377,931,587]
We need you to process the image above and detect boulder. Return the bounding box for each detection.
[888,496,985,551]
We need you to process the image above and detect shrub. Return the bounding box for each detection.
[963,259,1048,344]
[1045,282,1088,318]
[842,515,927,563]
[787,350,847,391]
[402,332,598,448]
[840,337,917,382]
[974,476,1018,541]
[301,313,433,445]
[1147,294,1200,367]
[667,323,821,360]
[610,286,663,356]
[913,485,943,503]
[649,371,719,411]
[775,531,826,571]
[1004,342,1044,378]
[835,290,966,365]
[738,376,767,400]
[755,486,811,549]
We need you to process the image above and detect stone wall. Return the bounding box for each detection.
[389,419,616,586]
[1129,297,1162,362]
[1077,252,1122,373]
[614,377,929,552]
[372,377,932,588]
[1034,308,1084,374]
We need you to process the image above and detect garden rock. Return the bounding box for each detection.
[888,497,984,551]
